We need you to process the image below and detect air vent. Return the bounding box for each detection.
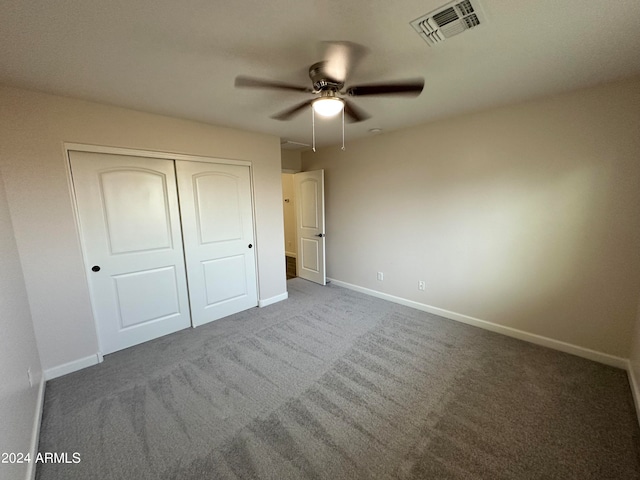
[410,0,486,46]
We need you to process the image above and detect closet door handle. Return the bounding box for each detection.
[91,265,101,272]
[248,244,253,249]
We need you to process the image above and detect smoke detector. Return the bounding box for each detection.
[410,0,486,47]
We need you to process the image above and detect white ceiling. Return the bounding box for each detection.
[2,0,640,148]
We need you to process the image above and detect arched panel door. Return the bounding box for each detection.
[176,161,258,326]
[69,151,191,354]
[294,170,326,285]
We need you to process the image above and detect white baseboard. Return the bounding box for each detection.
[328,278,627,369]
[627,360,640,427]
[258,292,289,308]
[43,353,102,381]
[25,377,45,480]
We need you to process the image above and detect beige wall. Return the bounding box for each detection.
[303,76,640,358]
[0,85,286,372]
[281,150,302,172]
[281,173,297,257]
[0,170,42,479]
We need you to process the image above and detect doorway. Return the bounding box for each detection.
[281,170,326,285]
[281,173,297,279]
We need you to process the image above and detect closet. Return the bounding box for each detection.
[69,150,257,354]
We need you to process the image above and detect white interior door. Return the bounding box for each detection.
[176,161,258,327]
[69,151,191,355]
[294,170,326,285]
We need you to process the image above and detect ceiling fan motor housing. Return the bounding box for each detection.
[309,62,344,92]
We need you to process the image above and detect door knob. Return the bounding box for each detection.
[248,244,253,248]
[91,265,101,272]
[315,233,325,238]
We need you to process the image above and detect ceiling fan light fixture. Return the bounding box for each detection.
[312,97,344,117]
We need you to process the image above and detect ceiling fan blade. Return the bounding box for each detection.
[343,100,371,123]
[320,41,369,83]
[271,100,314,121]
[346,79,424,97]
[235,76,312,93]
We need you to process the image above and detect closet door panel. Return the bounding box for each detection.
[69,151,191,354]
[176,161,258,326]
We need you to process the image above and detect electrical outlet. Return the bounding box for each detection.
[418,280,426,291]
[377,272,384,281]
[27,367,33,387]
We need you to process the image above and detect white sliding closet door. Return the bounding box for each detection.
[176,161,258,327]
[69,151,192,354]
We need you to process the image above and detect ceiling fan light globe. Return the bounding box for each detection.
[312,98,344,117]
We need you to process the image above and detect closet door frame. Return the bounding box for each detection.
[64,143,259,356]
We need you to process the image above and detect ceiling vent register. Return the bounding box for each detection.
[411,0,485,46]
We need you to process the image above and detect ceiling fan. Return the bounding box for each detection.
[234,42,424,124]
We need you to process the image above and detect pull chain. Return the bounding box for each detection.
[312,107,316,152]
[341,106,345,151]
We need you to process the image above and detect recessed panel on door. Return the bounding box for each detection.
[113,266,181,329]
[70,151,192,354]
[195,173,243,244]
[100,170,172,254]
[202,255,247,306]
[299,180,319,229]
[176,161,258,327]
[300,238,320,273]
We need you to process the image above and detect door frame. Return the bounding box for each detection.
[64,143,259,356]
[281,169,327,284]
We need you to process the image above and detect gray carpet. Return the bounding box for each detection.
[37,278,640,479]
